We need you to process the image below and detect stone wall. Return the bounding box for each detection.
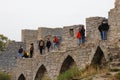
[22,28,63,52]
[37,27,63,40]
[22,29,38,51]
[86,17,107,44]
[61,25,84,50]
[108,0,120,47]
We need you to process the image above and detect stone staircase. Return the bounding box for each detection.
[108,47,120,69]
[0,41,25,72]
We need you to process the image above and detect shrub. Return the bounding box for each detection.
[0,71,11,80]
[57,66,81,80]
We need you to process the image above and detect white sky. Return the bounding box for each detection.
[0,0,114,41]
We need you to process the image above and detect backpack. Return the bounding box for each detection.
[39,41,44,46]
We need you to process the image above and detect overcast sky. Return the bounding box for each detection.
[0,0,114,41]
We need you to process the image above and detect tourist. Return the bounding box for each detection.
[30,43,34,58]
[46,38,51,52]
[98,20,109,40]
[76,28,82,46]
[80,26,85,46]
[53,36,59,50]
[23,51,29,58]
[18,45,24,58]
[38,38,45,54]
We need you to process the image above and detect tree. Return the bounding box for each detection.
[0,34,8,51]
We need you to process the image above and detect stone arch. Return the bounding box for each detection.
[91,46,107,67]
[18,74,26,80]
[34,64,51,80]
[60,55,77,73]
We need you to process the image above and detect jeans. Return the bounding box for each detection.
[78,38,82,45]
[82,37,85,43]
[18,53,23,58]
[53,43,58,50]
[101,31,107,40]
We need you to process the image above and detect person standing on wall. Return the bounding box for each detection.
[38,38,45,54]
[53,36,59,50]
[80,26,85,46]
[30,43,34,58]
[98,20,109,40]
[46,38,51,52]
[76,28,82,46]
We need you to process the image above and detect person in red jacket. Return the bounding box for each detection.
[53,36,59,50]
[76,28,82,46]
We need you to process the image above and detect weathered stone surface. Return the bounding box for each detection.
[0,0,120,80]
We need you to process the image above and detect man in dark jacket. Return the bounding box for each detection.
[98,20,109,40]
[46,38,51,52]
[80,26,85,44]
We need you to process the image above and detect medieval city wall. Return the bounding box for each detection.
[0,0,120,80]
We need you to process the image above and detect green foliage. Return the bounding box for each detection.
[57,66,81,80]
[110,68,120,72]
[0,34,8,51]
[57,65,110,80]
[0,71,11,80]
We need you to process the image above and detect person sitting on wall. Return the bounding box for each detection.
[22,51,29,58]
[38,38,45,54]
[98,20,109,40]
[30,43,34,58]
[76,28,82,46]
[46,38,51,52]
[18,45,24,58]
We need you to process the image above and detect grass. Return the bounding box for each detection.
[0,71,11,80]
[114,72,120,80]
[57,66,81,80]
[56,65,110,80]
[108,72,120,80]
[80,65,109,79]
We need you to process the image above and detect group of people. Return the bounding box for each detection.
[18,19,109,58]
[38,36,59,55]
[76,19,109,46]
[17,36,60,58]
[76,26,85,46]
[17,43,34,58]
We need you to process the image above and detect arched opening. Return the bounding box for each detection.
[91,46,107,67]
[34,65,51,80]
[18,74,26,80]
[60,55,77,73]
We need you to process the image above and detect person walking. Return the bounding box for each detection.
[38,38,45,54]
[46,38,51,52]
[53,36,59,50]
[98,20,109,40]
